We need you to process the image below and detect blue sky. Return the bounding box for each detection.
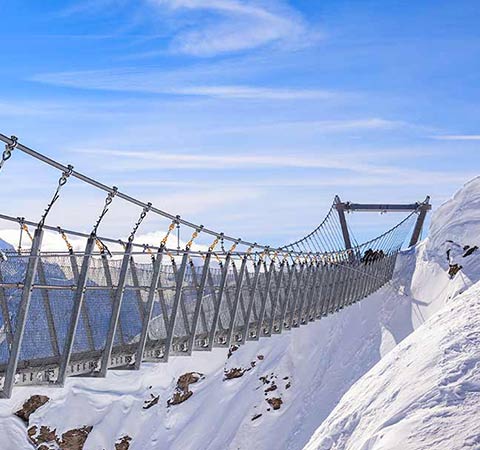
[1,0,479,248]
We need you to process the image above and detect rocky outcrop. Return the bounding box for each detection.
[167,372,204,406]
[15,395,50,424]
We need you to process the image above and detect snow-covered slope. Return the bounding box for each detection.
[0,177,478,450]
[304,281,480,450]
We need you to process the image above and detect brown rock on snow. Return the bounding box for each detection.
[448,263,462,278]
[265,383,278,393]
[168,390,193,406]
[167,372,203,406]
[27,426,38,441]
[259,376,269,385]
[59,425,93,450]
[177,372,203,391]
[28,424,93,450]
[115,435,132,450]
[143,394,159,410]
[15,395,50,424]
[266,397,283,410]
[28,425,57,446]
[463,245,478,257]
[224,367,246,380]
[227,345,240,358]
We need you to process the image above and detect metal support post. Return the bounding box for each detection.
[164,251,189,360]
[57,236,95,385]
[207,254,231,350]
[98,242,133,377]
[187,253,211,353]
[277,263,295,333]
[335,196,352,250]
[255,261,275,339]
[134,249,164,369]
[1,227,43,398]
[267,262,285,335]
[226,256,247,346]
[241,261,262,343]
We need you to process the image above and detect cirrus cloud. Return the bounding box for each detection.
[150,0,319,56]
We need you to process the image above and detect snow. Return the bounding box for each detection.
[303,281,480,450]
[0,176,479,449]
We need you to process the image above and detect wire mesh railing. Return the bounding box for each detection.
[0,212,412,397]
[0,133,421,397]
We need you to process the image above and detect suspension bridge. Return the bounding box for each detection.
[0,133,431,399]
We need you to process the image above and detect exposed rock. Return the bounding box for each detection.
[167,372,203,406]
[28,425,57,447]
[168,391,193,406]
[265,383,278,393]
[257,355,264,360]
[177,372,203,391]
[224,367,246,380]
[448,263,463,278]
[463,245,478,257]
[285,382,291,389]
[64,426,92,449]
[259,376,269,385]
[27,426,37,441]
[115,435,132,450]
[227,345,239,358]
[59,426,93,450]
[143,394,159,410]
[27,423,92,449]
[266,397,283,410]
[15,395,50,424]
[251,414,262,421]
[37,426,57,445]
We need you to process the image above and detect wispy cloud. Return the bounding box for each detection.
[31,67,338,100]
[57,0,129,17]
[167,85,334,99]
[432,134,480,141]
[212,118,407,134]
[118,171,476,189]
[69,147,449,186]
[149,0,318,56]
[70,148,378,171]
[56,0,318,57]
